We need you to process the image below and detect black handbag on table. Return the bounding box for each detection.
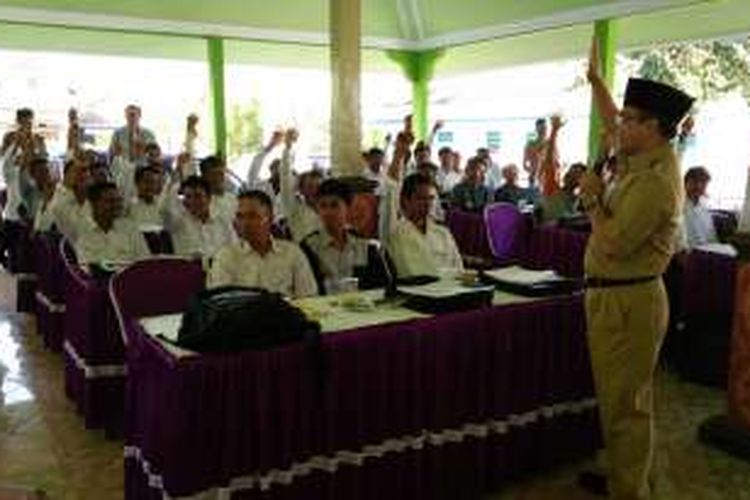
[177,286,321,353]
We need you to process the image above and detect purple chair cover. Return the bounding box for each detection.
[125,295,601,499]
[60,239,125,434]
[109,258,204,346]
[483,203,528,263]
[14,222,37,312]
[445,209,494,262]
[33,232,66,351]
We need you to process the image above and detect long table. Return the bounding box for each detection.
[124,290,600,499]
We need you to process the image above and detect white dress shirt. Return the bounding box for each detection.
[160,183,236,258]
[111,156,137,203]
[210,192,238,227]
[437,168,462,195]
[109,126,157,163]
[75,217,150,265]
[168,212,235,259]
[485,162,503,191]
[208,238,318,298]
[1,145,23,221]
[126,197,164,229]
[280,147,322,242]
[684,198,718,248]
[44,185,92,243]
[380,178,463,278]
[302,230,371,288]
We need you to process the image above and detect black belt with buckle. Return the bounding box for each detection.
[585,276,657,289]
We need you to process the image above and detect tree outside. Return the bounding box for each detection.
[227,99,263,158]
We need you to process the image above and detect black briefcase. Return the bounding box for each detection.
[177,286,321,353]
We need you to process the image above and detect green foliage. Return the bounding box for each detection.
[227,100,262,157]
[628,38,750,104]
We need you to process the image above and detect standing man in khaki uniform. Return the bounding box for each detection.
[579,39,694,499]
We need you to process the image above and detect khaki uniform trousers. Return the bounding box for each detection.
[585,278,668,500]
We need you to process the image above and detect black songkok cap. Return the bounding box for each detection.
[623,78,695,130]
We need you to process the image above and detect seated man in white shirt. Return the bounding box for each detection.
[200,155,237,227]
[126,165,164,228]
[683,166,718,248]
[41,157,92,241]
[436,146,462,195]
[363,147,385,186]
[75,181,150,266]
[208,190,317,298]
[162,175,235,258]
[279,129,323,242]
[382,133,463,279]
[300,179,387,295]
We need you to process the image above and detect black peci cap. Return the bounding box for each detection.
[624,78,695,131]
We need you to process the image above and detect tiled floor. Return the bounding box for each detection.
[1,271,750,499]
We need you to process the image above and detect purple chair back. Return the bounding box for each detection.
[483,203,527,262]
[109,258,205,345]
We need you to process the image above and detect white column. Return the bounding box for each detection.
[330,0,363,176]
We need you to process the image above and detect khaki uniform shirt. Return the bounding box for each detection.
[584,144,682,280]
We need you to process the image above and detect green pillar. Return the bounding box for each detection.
[588,19,618,162]
[387,49,444,141]
[207,37,227,156]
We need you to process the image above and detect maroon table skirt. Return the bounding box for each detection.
[125,295,600,499]
[670,249,738,386]
[62,266,125,433]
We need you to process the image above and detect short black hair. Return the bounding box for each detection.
[299,169,324,184]
[134,165,161,184]
[16,108,33,121]
[367,147,384,157]
[87,181,118,203]
[535,118,547,127]
[401,172,437,199]
[685,166,711,184]
[438,146,452,156]
[414,141,430,153]
[199,155,224,174]
[180,175,211,196]
[238,189,273,213]
[144,142,161,153]
[317,178,353,204]
[465,156,484,171]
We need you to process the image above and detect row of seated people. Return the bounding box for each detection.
[432,112,732,254]
[23,129,465,299]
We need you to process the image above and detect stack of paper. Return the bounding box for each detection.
[398,281,494,298]
[484,266,562,285]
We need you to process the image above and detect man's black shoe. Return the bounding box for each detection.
[577,471,609,497]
